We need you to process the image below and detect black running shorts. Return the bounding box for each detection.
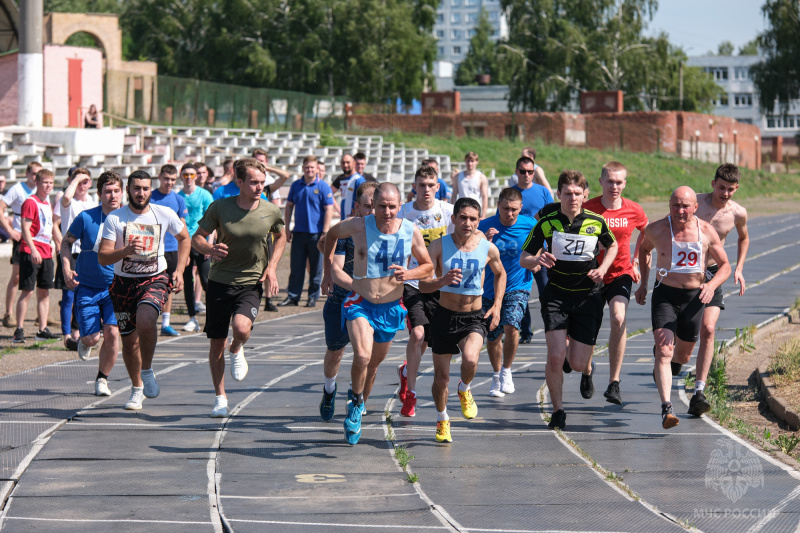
[601,274,633,304]
[539,285,604,345]
[109,272,171,336]
[430,306,486,356]
[705,265,725,310]
[651,283,704,343]
[18,252,55,291]
[204,279,263,339]
[403,284,439,344]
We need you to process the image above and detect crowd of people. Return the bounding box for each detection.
[0,145,749,444]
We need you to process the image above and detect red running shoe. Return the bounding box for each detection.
[397,361,408,403]
[401,390,416,417]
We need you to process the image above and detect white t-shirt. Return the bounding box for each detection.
[2,182,36,232]
[102,204,185,278]
[398,199,454,289]
[56,196,97,254]
[457,171,485,202]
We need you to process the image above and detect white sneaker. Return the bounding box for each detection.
[489,376,506,397]
[229,345,248,382]
[183,317,201,332]
[141,368,160,398]
[501,370,515,394]
[195,301,206,314]
[211,395,229,418]
[77,339,92,361]
[95,377,111,396]
[124,387,144,410]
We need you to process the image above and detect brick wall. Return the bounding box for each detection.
[0,53,19,126]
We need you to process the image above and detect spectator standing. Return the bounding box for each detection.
[151,165,188,336]
[279,156,333,307]
[451,152,488,217]
[354,152,376,182]
[195,162,210,190]
[0,162,41,327]
[330,154,362,218]
[13,168,58,343]
[178,163,214,332]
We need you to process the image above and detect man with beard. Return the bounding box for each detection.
[99,170,190,411]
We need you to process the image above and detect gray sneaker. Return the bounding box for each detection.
[141,368,160,398]
[77,339,93,361]
[124,387,144,410]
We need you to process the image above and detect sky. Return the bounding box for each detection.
[646,0,767,57]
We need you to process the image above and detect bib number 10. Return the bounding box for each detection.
[375,239,405,272]
[676,251,698,267]
[449,258,479,289]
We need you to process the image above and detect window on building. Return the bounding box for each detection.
[489,11,499,21]
[705,67,729,81]
[438,46,445,56]
[714,94,729,107]
[451,13,461,23]
[451,29,462,39]
[734,67,750,80]
[466,0,478,5]
[436,13,444,23]
[733,93,753,107]
[451,0,461,5]
[436,30,445,39]
[491,29,499,37]
[467,12,478,22]
[767,117,775,128]
[453,46,462,55]
[468,28,476,37]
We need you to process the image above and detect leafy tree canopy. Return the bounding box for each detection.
[751,0,800,114]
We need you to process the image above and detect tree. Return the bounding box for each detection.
[455,9,503,86]
[738,39,759,55]
[751,0,800,115]
[717,41,735,56]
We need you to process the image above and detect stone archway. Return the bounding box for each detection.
[43,12,122,69]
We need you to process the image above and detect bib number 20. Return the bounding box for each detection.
[375,239,405,272]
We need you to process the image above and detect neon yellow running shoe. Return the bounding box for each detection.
[435,420,452,443]
[458,384,478,419]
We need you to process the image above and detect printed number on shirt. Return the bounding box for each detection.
[448,258,479,289]
[675,251,698,267]
[375,239,405,272]
[551,231,597,262]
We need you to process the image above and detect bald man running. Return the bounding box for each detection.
[635,186,730,429]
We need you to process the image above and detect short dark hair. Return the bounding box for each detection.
[252,148,268,158]
[415,165,438,183]
[354,152,367,162]
[222,159,234,173]
[498,187,523,204]
[70,167,91,180]
[356,181,378,204]
[516,156,535,170]
[97,171,123,193]
[194,162,208,172]
[522,146,537,160]
[453,197,481,217]
[234,157,267,182]
[26,161,42,175]
[159,164,178,176]
[180,163,196,174]
[557,170,588,192]
[714,163,740,184]
[127,170,152,188]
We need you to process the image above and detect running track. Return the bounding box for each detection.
[1,212,799,532]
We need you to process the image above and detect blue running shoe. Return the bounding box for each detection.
[344,396,364,445]
[320,383,337,421]
[161,326,180,337]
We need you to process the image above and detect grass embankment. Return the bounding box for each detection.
[375,132,800,203]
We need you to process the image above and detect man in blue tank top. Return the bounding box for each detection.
[322,183,433,445]
[318,181,377,421]
[421,198,506,444]
[478,187,538,397]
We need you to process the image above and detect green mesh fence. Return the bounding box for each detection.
[156,75,348,130]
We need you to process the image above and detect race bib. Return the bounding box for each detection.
[121,222,161,275]
[670,240,703,274]
[551,231,597,262]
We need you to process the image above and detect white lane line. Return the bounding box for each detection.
[746,485,800,533]
[222,492,418,500]
[228,519,448,529]
[1,517,212,525]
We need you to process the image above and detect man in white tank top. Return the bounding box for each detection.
[634,186,730,430]
[451,151,488,217]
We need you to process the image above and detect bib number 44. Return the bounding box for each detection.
[374,238,405,272]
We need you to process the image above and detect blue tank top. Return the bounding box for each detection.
[439,234,490,296]
[363,215,414,279]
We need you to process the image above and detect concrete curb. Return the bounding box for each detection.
[756,313,800,431]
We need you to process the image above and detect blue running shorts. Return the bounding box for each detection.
[342,292,407,343]
[482,289,530,342]
[76,284,117,337]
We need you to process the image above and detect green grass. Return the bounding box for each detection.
[768,337,800,386]
[394,445,415,470]
[373,132,800,203]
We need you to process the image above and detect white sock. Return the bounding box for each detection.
[695,380,706,392]
[324,376,337,394]
[458,381,470,392]
[502,367,512,376]
[132,386,143,392]
[437,409,449,421]
[215,394,228,406]
[493,372,501,381]
[162,313,170,328]
[402,365,408,378]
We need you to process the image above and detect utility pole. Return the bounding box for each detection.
[678,60,684,111]
[18,0,44,127]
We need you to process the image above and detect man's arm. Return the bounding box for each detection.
[52,215,63,252]
[284,200,295,243]
[419,239,452,293]
[389,226,433,282]
[20,218,41,264]
[60,232,80,289]
[265,165,291,193]
[322,219,356,295]
[322,204,333,234]
[330,253,351,292]
[634,227,656,305]
[534,166,552,191]
[98,236,140,266]
[588,240,618,283]
[0,199,18,241]
[700,225,731,304]
[734,209,750,296]
[61,174,90,208]
[484,243,507,331]
[172,225,191,292]
[480,175,489,218]
[631,228,647,283]
[261,226,286,294]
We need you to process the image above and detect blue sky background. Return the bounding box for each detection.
[646,0,767,56]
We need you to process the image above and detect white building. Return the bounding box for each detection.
[687,55,800,140]
[433,0,508,91]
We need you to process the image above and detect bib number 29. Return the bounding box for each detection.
[676,251,697,267]
[375,239,405,272]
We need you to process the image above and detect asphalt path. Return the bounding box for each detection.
[0,212,799,532]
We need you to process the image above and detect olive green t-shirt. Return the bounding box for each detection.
[198,196,285,286]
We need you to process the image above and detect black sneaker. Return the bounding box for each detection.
[580,361,596,399]
[35,328,59,341]
[661,403,679,429]
[278,298,299,307]
[319,383,337,421]
[603,381,622,405]
[2,313,12,328]
[263,298,278,312]
[64,337,79,351]
[12,327,25,343]
[671,362,683,376]
[305,298,317,308]
[548,409,566,429]
[562,358,572,374]
[688,391,711,417]
[519,335,532,344]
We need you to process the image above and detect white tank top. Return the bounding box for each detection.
[457,172,482,202]
[656,216,703,284]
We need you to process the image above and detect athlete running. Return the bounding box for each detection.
[396,165,454,417]
[99,170,190,411]
[520,170,618,430]
[479,187,538,397]
[192,158,286,417]
[582,162,649,405]
[421,198,505,443]
[688,163,749,417]
[634,186,730,429]
[322,183,433,445]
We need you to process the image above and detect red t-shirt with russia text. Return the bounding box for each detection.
[583,196,647,284]
[19,195,54,259]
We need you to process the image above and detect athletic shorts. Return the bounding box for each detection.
[324,297,349,351]
[481,289,530,342]
[109,272,171,336]
[651,283,704,343]
[164,251,178,279]
[75,284,117,337]
[204,279,263,339]
[705,265,725,310]
[18,252,54,291]
[403,284,439,344]
[10,239,20,265]
[342,292,407,344]
[54,253,78,290]
[602,274,633,304]
[430,306,487,355]
[540,285,604,346]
